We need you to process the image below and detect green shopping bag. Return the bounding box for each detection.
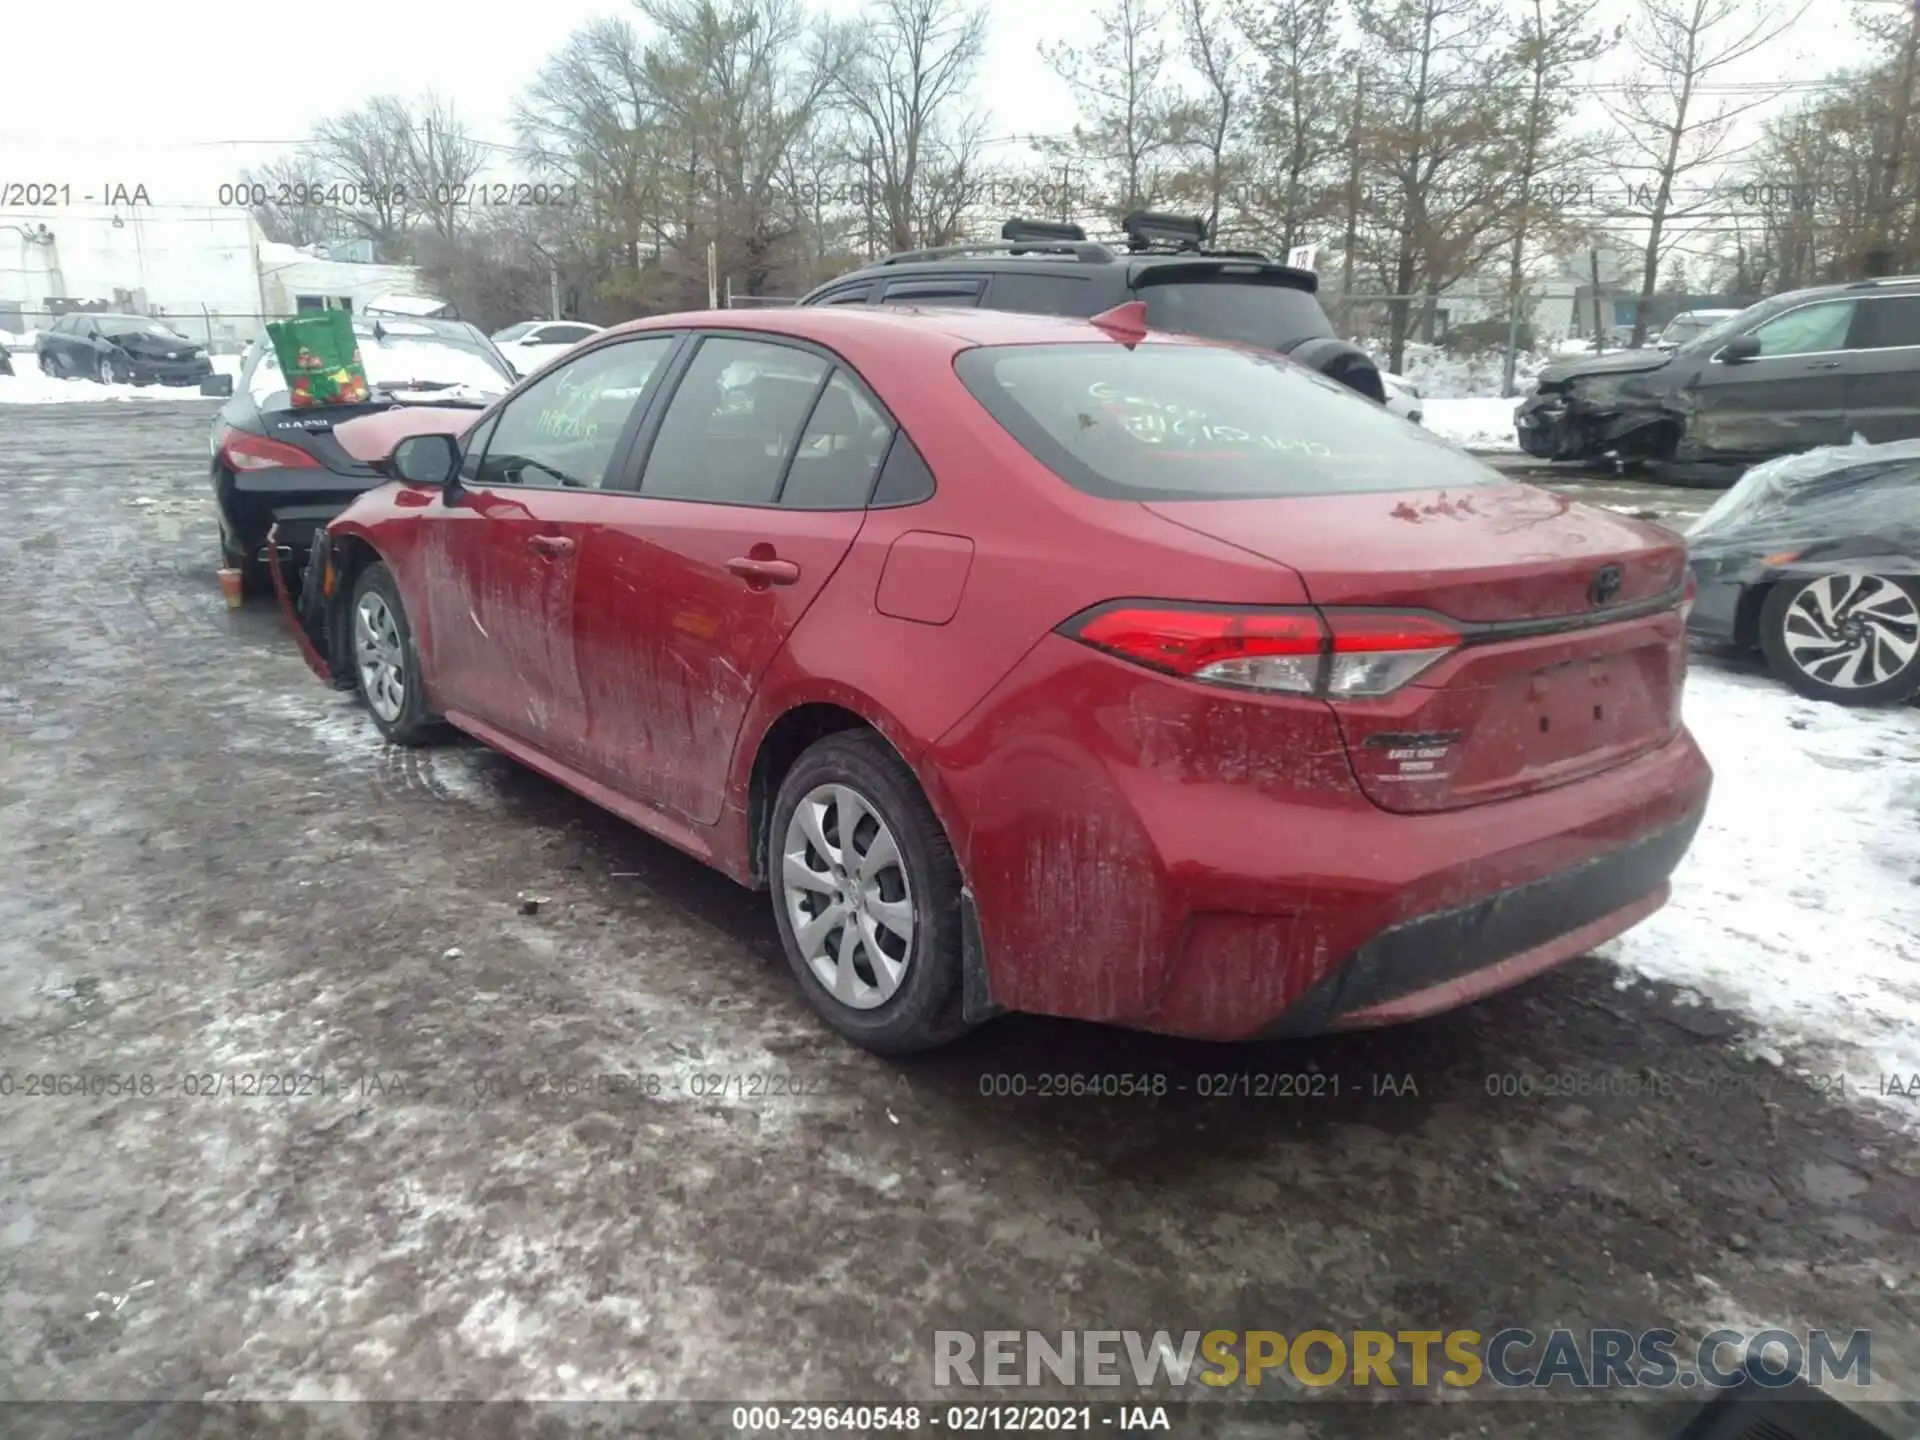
[266,310,370,408]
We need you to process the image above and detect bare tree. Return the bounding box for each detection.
[1173,0,1245,238]
[242,154,335,248]
[1601,0,1807,347]
[835,0,989,251]
[636,0,858,299]
[310,96,418,257]
[1353,0,1525,369]
[399,93,488,240]
[516,17,681,271]
[1228,0,1344,254]
[1496,0,1610,393]
[1043,0,1190,220]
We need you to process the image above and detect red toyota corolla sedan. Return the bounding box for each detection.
[275,303,1712,1054]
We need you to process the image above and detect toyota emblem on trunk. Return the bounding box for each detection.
[1589,564,1623,606]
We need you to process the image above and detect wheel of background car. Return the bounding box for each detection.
[768,732,973,1054]
[348,562,450,746]
[1279,337,1386,403]
[40,351,58,377]
[96,352,120,385]
[1758,574,1920,707]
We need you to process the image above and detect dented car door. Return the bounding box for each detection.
[1684,299,1855,462]
[571,335,884,825]
[417,336,677,762]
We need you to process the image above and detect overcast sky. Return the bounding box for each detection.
[0,0,1885,213]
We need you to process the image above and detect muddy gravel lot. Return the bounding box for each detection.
[0,402,1915,1438]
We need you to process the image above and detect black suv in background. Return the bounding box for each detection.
[798,213,1387,404]
[1515,275,1920,484]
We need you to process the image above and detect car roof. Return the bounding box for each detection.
[807,247,1318,295]
[597,304,1216,357]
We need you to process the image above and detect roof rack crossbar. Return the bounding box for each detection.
[877,240,1116,266]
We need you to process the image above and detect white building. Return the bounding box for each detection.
[0,205,421,351]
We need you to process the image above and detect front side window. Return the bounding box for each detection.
[474,336,673,489]
[955,341,1496,501]
[640,338,830,504]
[1746,300,1856,357]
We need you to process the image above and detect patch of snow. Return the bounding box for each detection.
[1389,341,1545,399]
[0,354,239,405]
[1607,664,1920,1129]
[1423,396,1520,452]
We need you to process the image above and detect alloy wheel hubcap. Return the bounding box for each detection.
[354,592,407,722]
[781,783,914,1010]
[1782,574,1919,689]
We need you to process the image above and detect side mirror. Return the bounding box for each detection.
[199,374,234,398]
[389,432,462,487]
[1719,334,1761,363]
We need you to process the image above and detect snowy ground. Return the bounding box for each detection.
[0,352,240,405]
[1424,395,1522,452]
[1608,662,1920,1125]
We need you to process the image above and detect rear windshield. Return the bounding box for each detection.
[248,323,513,411]
[1133,279,1334,350]
[954,342,1497,500]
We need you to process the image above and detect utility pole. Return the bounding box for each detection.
[1590,247,1606,353]
[1338,69,1365,337]
[549,260,561,321]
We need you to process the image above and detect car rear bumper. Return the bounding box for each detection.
[214,464,377,556]
[1262,809,1701,1034]
[930,636,1713,1040]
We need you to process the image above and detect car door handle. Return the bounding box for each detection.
[726,555,800,586]
[1805,360,1843,370]
[527,534,574,556]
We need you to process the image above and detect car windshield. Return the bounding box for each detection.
[1660,312,1738,346]
[1133,278,1336,350]
[248,327,513,410]
[954,341,1497,501]
[492,322,536,343]
[96,316,188,339]
[1675,301,1770,355]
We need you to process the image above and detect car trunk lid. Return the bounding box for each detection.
[263,402,480,476]
[1144,484,1690,813]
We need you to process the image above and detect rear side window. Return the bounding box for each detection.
[954,342,1496,501]
[1850,296,1920,350]
[985,273,1097,316]
[880,278,984,307]
[780,369,894,509]
[1134,278,1334,351]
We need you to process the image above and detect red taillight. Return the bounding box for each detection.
[1681,569,1699,622]
[222,428,321,471]
[1063,603,1460,697]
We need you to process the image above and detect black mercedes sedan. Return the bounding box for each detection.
[37,312,214,385]
[208,315,515,594]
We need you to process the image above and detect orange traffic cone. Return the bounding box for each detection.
[218,567,244,609]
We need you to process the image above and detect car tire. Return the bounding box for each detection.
[39,351,59,378]
[768,732,974,1055]
[1758,574,1920,707]
[347,561,450,745]
[96,352,123,385]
